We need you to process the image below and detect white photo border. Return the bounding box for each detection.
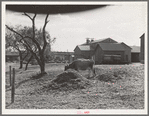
[2,1,148,115]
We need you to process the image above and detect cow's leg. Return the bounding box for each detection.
[93,68,96,76]
[90,66,96,77]
[90,64,95,77]
[88,67,91,78]
[75,65,79,72]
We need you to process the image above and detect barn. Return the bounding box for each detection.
[74,45,94,59]
[74,38,131,64]
[140,33,145,64]
[94,43,131,64]
[130,46,140,62]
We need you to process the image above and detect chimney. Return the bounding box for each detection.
[86,38,90,44]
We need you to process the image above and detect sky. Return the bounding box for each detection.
[5,2,147,52]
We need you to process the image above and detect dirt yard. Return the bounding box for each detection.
[5,62,144,109]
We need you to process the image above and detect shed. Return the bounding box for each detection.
[130,46,140,62]
[94,43,131,64]
[74,45,94,59]
[51,51,74,63]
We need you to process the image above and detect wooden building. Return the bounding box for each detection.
[74,45,94,59]
[140,33,145,63]
[74,38,132,64]
[93,43,131,64]
[51,51,74,63]
[130,46,140,62]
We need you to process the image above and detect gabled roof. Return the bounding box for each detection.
[91,38,117,44]
[130,46,140,53]
[77,45,91,51]
[140,33,145,39]
[96,43,126,51]
[89,38,109,44]
[121,42,132,49]
[82,37,117,45]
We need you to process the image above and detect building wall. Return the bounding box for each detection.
[140,34,144,63]
[53,54,65,61]
[131,53,140,62]
[74,46,83,59]
[103,51,124,62]
[94,46,125,64]
[124,49,131,63]
[74,46,91,59]
[121,43,131,63]
[94,46,104,64]
[6,55,19,62]
[81,51,91,59]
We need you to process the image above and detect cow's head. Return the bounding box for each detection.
[64,64,69,71]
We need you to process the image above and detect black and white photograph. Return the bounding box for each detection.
[2,1,148,115]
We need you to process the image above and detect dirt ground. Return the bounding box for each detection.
[5,62,144,109]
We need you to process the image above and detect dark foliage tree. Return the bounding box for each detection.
[6,27,29,68]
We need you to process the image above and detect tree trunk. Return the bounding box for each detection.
[40,63,46,75]
[19,51,23,69]
[39,54,46,75]
[25,55,33,70]
[32,52,47,76]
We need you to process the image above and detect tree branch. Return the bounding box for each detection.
[33,13,37,20]
[42,14,50,53]
[23,12,32,20]
[23,12,41,52]
[19,40,41,64]
[6,25,23,38]
[6,24,41,53]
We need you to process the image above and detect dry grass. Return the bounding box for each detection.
[5,62,144,109]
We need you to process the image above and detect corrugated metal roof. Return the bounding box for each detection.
[90,38,114,43]
[78,45,91,51]
[81,37,117,45]
[130,46,140,53]
[121,42,132,49]
[81,38,107,45]
[98,43,125,51]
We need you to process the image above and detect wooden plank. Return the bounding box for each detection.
[11,68,15,103]
[9,66,11,86]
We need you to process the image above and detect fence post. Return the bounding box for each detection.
[11,68,15,103]
[9,66,11,86]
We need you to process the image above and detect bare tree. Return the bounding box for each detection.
[6,12,52,75]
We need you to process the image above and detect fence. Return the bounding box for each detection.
[9,66,15,103]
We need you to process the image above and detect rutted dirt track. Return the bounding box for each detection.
[5,63,144,109]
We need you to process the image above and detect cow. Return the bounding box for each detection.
[64,59,96,77]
